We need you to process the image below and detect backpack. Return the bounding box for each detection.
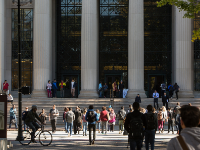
[67,112,74,123]
[119,110,126,120]
[157,112,163,120]
[169,85,174,91]
[173,106,180,118]
[145,114,155,130]
[87,111,96,122]
[168,111,174,120]
[129,113,144,139]
[161,84,166,89]
[22,111,29,121]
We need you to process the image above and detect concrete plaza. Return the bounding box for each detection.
[7,130,177,150]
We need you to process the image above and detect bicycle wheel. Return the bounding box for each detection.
[39,130,52,146]
[18,130,31,145]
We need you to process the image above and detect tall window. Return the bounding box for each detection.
[12,9,33,90]
[99,0,128,89]
[57,0,82,96]
[144,0,172,94]
[194,13,200,91]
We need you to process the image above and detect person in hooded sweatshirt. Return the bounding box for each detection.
[167,105,200,150]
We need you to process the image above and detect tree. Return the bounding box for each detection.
[157,0,200,42]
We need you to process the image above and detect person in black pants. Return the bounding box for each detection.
[153,90,159,109]
[162,92,169,110]
[167,107,174,134]
[73,106,82,134]
[119,81,124,98]
[173,83,179,100]
[85,105,98,145]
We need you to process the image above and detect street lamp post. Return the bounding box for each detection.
[12,0,32,141]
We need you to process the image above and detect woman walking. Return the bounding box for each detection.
[47,80,52,98]
[82,109,88,136]
[96,109,101,133]
[108,109,116,132]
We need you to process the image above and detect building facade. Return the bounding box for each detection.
[0,0,198,98]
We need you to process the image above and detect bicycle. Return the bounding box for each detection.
[18,125,52,146]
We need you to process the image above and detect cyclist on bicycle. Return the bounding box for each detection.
[25,105,43,143]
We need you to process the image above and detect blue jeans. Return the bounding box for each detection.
[83,122,88,133]
[145,130,155,150]
[64,120,68,132]
[9,116,18,128]
[24,121,27,130]
[96,122,101,130]
[129,139,142,150]
[99,91,102,98]
[26,122,40,140]
[67,122,73,136]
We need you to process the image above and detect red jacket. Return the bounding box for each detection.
[100,110,108,121]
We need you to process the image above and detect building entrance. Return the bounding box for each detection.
[148,75,165,98]
[63,75,79,98]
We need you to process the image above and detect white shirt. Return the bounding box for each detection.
[71,82,74,89]
[153,92,159,98]
[7,95,13,100]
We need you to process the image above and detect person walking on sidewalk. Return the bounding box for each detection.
[65,107,75,137]
[108,109,116,132]
[167,107,174,134]
[39,109,47,131]
[157,108,163,133]
[100,106,109,134]
[96,109,101,133]
[124,102,146,150]
[22,107,28,130]
[153,90,159,109]
[74,106,82,135]
[117,106,126,134]
[85,105,98,145]
[9,105,18,129]
[63,107,68,133]
[82,109,88,136]
[145,105,157,150]
[49,105,59,133]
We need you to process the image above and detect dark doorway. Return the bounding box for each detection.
[105,75,121,97]
[64,75,79,98]
[148,75,165,98]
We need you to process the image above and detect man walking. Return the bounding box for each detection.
[71,79,76,98]
[85,105,98,145]
[153,90,159,109]
[124,102,146,150]
[52,79,58,98]
[162,92,169,110]
[167,107,174,134]
[167,105,200,150]
[117,106,126,134]
[145,105,157,150]
[119,81,124,98]
[49,105,59,133]
[59,80,66,98]
[65,107,75,137]
[9,105,18,129]
[74,106,82,135]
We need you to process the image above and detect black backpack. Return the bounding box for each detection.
[22,111,29,121]
[87,111,96,122]
[145,114,155,130]
[129,113,144,139]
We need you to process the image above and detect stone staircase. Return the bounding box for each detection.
[7,98,200,129]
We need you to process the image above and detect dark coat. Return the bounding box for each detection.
[162,95,169,103]
[119,83,124,90]
[135,96,141,103]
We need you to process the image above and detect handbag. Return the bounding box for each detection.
[177,135,189,150]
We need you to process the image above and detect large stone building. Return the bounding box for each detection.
[0,0,199,98]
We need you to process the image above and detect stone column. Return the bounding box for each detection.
[173,6,194,98]
[32,0,52,98]
[79,0,99,98]
[127,0,146,98]
[0,0,5,91]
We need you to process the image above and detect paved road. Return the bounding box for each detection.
[7,130,177,150]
